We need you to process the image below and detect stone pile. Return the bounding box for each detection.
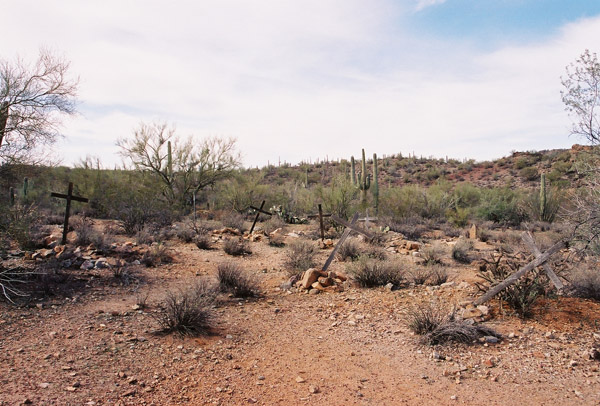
[386,237,421,255]
[296,268,348,294]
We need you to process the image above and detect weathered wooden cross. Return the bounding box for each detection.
[249,200,272,234]
[307,204,332,241]
[322,213,374,271]
[51,182,89,245]
[473,232,566,305]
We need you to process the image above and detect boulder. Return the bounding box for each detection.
[300,269,321,289]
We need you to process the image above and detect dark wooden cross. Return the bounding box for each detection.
[307,204,332,241]
[51,182,89,245]
[249,200,272,234]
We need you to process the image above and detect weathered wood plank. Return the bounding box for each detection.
[521,232,564,291]
[330,215,373,239]
[322,212,359,271]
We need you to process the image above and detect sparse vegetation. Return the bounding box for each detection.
[141,242,173,267]
[217,262,259,298]
[284,240,316,276]
[223,238,251,256]
[568,264,600,300]
[336,238,362,262]
[420,243,445,266]
[452,238,473,264]
[153,280,216,336]
[349,257,403,288]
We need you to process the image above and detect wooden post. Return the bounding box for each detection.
[323,212,360,271]
[473,239,565,305]
[521,232,564,291]
[51,182,89,245]
[307,204,332,241]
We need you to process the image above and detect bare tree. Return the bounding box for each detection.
[561,49,600,145]
[0,49,78,163]
[117,121,241,206]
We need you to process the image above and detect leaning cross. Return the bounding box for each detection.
[249,200,272,234]
[521,232,564,292]
[307,204,332,241]
[322,212,374,271]
[51,182,89,245]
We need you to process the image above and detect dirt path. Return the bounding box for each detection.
[2,235,600,405]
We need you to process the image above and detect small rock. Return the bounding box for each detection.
[38,382,50,389]
[296,376,306,383]
[484,336,499,344]
[309,385,320,394]
[450,395,458,400]
[569,360,578,367]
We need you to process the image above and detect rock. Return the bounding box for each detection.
[38,382,50,389]
[300,269,321,289]
[318,277,334,287]
[476,305,489,316]
[385,283,395,291]
[309,385,320,394]
[94,258,109,269]
[483,358,495,368]
[308,288,320,295]
[80,260,94,270]
[469,224,477,239]
[461,306,483,320]
[484,336,499,344]
[311,282,325,291]
[296,376,306,383]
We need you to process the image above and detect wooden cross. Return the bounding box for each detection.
[51,182,89,245]
[322,212,360,271]
[307,204,332,241]
[521,232,564,292]
[473,236,565,305]
[330,215,373,239]
[249,200,272,234]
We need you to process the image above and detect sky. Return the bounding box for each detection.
[2,0,600,168]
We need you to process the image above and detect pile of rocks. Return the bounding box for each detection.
[296,268,348,294]
[386,237,421,255]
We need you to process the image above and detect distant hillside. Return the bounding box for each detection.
[249,144,593,190]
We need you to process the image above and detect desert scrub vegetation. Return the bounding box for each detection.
[476,252,549,318]
[223,238,252,256]
[348,257,403,288]
[568,264,600,300]
[405,302,500,345]
[420,242,445,266]
[153,280,216,336]
[141,242,173,267]
[268,233,286,247]
[336,238,362,262]
[216,262,259,298]
[284,240,316,276]
[452,238,473,264]
[194,234,213,250]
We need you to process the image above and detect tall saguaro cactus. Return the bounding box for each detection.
[167,140,173,181]
[372,153,379,214]
[350,156,357,185]
[540,173,547,221]
[356,149,371,205]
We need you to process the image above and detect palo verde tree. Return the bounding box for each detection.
[0,49,78,164]
[561,49,600,252]
[117,121,241,207]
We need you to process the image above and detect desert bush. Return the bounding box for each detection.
[568,265,600,300]
[519,166,539,181]
[0,203,41,249]
[176,225,196,243]
[383,216,428,240]
[217,262,259,298]
[153,280,216,336]
[284,240,316,276]
[452,238,473,264]
[195,234,213,250]
[336,238,362,262]
[263,215,285,235]
[477,187,528,226]
[363,245,387,261]
[476,252,548,317]
[141,242,173,267]
[136,227,154,245]
[408,266,431,285]
[223,238,251,256]
[221,211,246,232]
[405,302,500,345]
[427,266,449,285]
[349,257,403,288]
[420,243,445,266]
[368,231,387,246]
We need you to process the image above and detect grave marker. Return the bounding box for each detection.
[50,182,89,245]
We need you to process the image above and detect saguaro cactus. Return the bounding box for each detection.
[372,153,379,214]
[540,173,547,221]
[167,140,173,181]
[356,149,371,205]
[350,156,357,186]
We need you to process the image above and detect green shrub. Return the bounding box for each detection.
[477,188,528,226]
[519,166,539,181]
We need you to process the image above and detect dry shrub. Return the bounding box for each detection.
[405,302,500,345]
[221,212,246,232]
[217,262,259,298]
[349,257,403,288]
[452,238,473,264]
[408,266,431,285]
[153,280,216,336]
[284,240,316,276]
[263,216,285,235]
[569,264,600,300]
[427,266,449,286]
[141,242,173,267]
[176,226,196,243]
[223,238,251,256]
[195,234,212,250]
[420,243,445,266]
[136,227,154,245]
[336,238,362,262]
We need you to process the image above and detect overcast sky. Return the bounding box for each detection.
[3,0,600,168]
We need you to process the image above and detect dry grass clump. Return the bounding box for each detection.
[195,234,213,250]
[268,233,286,247]
[568,265,600,300]
[217,262,259,298]
[263,216,286,235]
[223,238,252,256]
[221,212,246,232]
[141,242,173,267]
[420,243,445,266]
[452,238,473,264]
[349,257,403,288]
[427,266,449,286]
[284,240,316,276]
[153,280,216,336]
[176,226,196,243]
[336,238,362,262]
[408,266,430,285]
[405,302,500,345]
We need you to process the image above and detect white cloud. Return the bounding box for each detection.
[414,0,448,12]
[1,2,599,168]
